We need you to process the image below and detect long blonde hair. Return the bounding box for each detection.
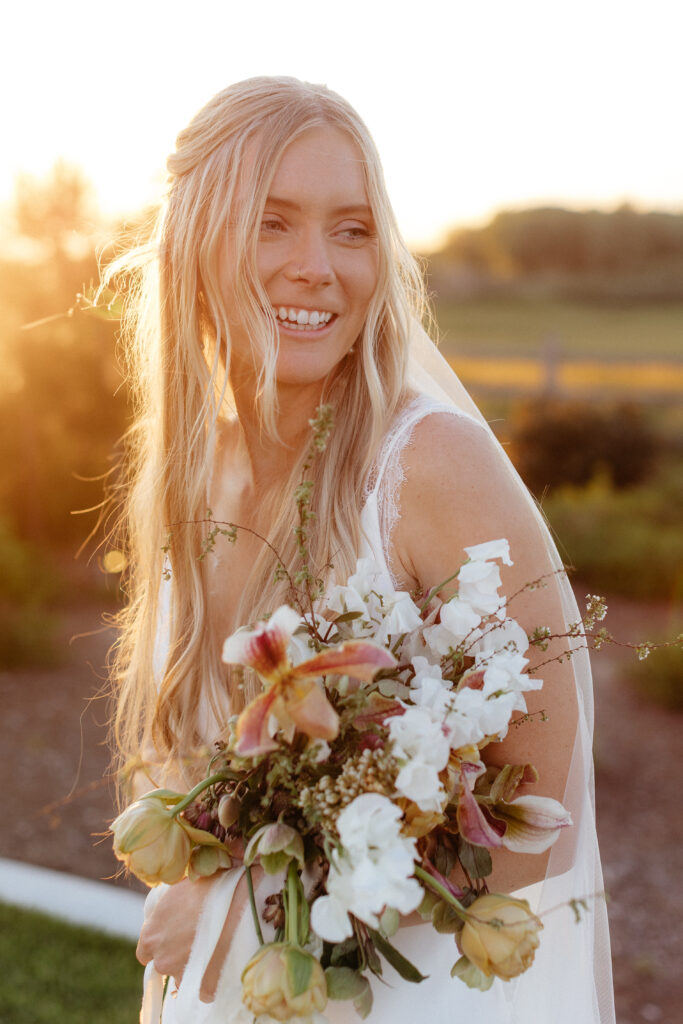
[107,76,428,796]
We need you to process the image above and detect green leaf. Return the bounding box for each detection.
[379,906,400,938]
[433,844,457,878]
[330,937,359,966]
[286,947,313,998]
[368,929,428,983]
[451,955,494,991]
[325,966,367,1000]
[364,938,382,977]
[353,976,373,1019]
[142,789,183,803]
[432,900,464,935]
[458,839,493,880]
[333,611,365,624]
[417,889,440,920]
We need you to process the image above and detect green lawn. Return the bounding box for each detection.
[433,297,683,359]
[0,902,143,1024]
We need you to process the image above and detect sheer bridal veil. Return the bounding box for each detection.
[408,324,615,1024]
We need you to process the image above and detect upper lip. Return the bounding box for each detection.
[272,304,338,313]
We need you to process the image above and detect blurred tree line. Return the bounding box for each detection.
[0,163,130,663]
[0,162,129,549]
[429,204,683,301]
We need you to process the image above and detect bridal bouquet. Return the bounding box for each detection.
[112,537,579,1021]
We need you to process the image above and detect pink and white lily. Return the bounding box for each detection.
[222,605,396,757]
[455,761,572,853]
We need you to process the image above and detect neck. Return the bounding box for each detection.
[227,368,328,492]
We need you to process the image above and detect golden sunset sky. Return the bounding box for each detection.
[3,0,681,249]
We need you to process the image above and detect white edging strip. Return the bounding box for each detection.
[0,857,145,941]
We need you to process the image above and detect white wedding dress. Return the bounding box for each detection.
[142,392,615,1024]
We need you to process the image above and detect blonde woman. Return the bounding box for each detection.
[109,77,614,1023]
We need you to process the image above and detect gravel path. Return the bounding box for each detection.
[0,587,680,1023]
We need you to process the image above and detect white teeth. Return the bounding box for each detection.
[273,307,334,327]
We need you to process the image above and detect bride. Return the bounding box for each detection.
[108,76,614,1022]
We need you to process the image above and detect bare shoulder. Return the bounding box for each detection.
[393,410,547,591]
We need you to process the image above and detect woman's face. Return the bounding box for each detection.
[223,125,380,387]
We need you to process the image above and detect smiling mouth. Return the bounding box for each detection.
[273,306,337,331]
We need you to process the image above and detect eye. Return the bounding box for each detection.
[337,223,374,241]
[260,216,286,234]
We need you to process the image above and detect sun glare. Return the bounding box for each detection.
[2,1,681,250]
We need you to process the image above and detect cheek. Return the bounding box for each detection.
[348,255,379,314]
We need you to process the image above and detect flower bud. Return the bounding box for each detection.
[111,791,191,887]
[217,794,240,829]
[241,942,327,1021]
[187,844,232,881]
[458,893,543,980]
[244,822,305,875]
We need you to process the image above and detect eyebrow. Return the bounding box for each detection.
[265,196,373,218]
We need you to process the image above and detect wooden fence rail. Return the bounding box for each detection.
[447,354,683,399]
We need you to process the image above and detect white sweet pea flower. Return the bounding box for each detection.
[325,582,368,619]
[452,685,518,743]
[463,538,513,566]
[389,707,450,811]
[457,558,506,619]
[310,794,421,942]
[470,616,530,661]
[480,650,543,699]
[422,597,481,659]
[326,558,400,640]
[410,656,447,702]
[374,591,423,647]
[347,558,388,601]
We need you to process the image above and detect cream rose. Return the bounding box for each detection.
[241,942,327,1021]
[459,893,543,980]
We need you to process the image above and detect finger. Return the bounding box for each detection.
[136,936,151,966]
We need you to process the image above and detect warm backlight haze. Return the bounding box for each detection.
[2,0,682,250]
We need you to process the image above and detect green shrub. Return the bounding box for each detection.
[543,460,683,601]
[628,641,683,710]
[509,398,660,495]
[0,520,61,667]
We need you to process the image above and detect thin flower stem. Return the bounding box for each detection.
[245,866,265,947]
[286,861,300,946]
[418,570,462,613]
[414,865,469,921]
[171,773,231,816]
[169,518,295,592]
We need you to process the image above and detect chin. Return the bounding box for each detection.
[274,352,352,388]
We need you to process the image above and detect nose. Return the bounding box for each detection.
[285,228,334,287]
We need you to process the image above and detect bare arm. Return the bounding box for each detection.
[392,412,579,894]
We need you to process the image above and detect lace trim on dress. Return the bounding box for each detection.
[362,394,484,586]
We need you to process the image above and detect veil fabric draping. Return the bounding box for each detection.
[407,324,615,1023]
[142,325,615,1023]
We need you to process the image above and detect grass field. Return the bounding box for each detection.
[433,297,683,359]
[0,902,142,1024]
